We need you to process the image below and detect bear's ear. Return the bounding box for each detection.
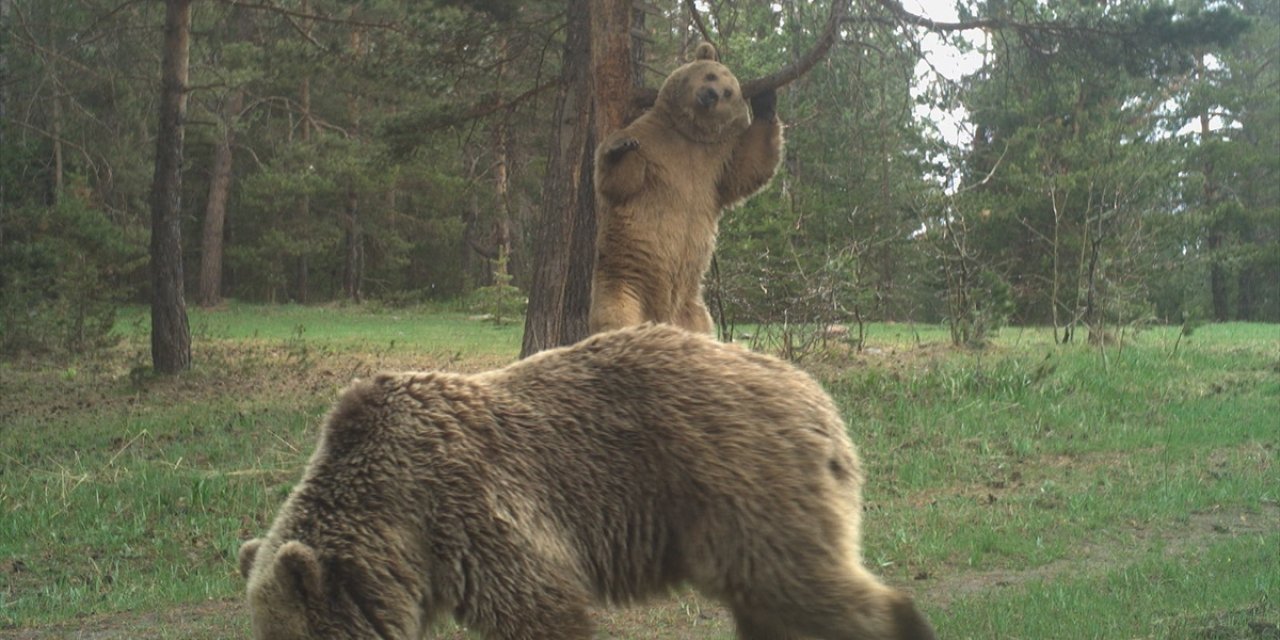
[238,538,263,579]
[276,540,324,602]
[694,42,718,62]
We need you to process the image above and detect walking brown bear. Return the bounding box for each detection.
[239,324,936,639]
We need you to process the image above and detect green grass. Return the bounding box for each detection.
[940,533,1278,639]
[1,308,1277,638]
[114,301,525,358]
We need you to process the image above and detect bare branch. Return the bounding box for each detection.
[215,0,407,34]
[683,0,715,51]
[873,0,1003,32]
[9,118,105,178]
[953,140,1010,195]
[740,0,854,98]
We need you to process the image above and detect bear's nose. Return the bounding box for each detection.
[696,86,719,108]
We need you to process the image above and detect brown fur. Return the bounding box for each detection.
[239,324,936,640]
[589,43,784,335]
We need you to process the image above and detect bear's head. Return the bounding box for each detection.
[656,42,752,143]
[239,538,389,639]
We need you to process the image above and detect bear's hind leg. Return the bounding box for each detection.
[792,580,936,640]
[674,295,714,334]
[730,603,803,640]
[589,281,647,333]
[796,586,936,640]
[471,590,593,640]
[732,569,936,640]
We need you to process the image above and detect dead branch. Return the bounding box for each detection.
[740,0,854,98]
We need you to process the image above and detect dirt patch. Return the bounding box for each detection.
[0,600,244,640]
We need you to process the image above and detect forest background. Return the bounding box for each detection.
[2,0,1277,364]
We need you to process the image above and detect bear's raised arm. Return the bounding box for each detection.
[717,94,783,209]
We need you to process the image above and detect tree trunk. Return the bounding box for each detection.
[1198,53,1230,322]
[295,73,311,303]
[149,0,192,374]
[343,186,363,303]
[292,0,313,304]
[342,17,365,304]
[1208,233,1229,321]
[197,87,243,307]
[197,8,250,307]
[1236,265,1255,321]
[590,1,633,140]
[1,0,9,242]
[1049,188,1065,343]
[492,34,514,283]
[44,4,63,204]
[519,0,599,358]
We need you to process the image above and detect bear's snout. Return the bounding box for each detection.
[696,86,719,108]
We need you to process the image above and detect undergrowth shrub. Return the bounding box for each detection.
[0,198,142,355]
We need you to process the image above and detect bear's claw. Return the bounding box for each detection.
[604,137,641,162]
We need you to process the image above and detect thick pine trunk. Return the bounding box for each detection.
[589,1,632,141]
[519,0,598,358]
[149,0,193,374]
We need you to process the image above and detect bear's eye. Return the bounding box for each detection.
[724,89,734,99]
[704,73,718,82]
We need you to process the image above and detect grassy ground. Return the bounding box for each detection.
[1,305,1276,639]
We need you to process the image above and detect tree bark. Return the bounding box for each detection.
[149,0,193,374]
[197,8,250,307]
[1208,230,1229,321]
[46,2,62,204]
[342,185,363,303]
[342,15,364,303]
[292,0,313,303]
[295,72,311,303]
[197,87,243,307]
[519,0,598,358]
[1195,52,1230,322]
[0,0,9,241]
[1236,265,1255,321]
[491,34,514,282]
[590,2,632,139]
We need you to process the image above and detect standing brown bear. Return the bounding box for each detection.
[589,43,783,334]
[239,324,936,640]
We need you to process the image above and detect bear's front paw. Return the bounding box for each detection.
[750,89,777,123]
[604,137,641,162]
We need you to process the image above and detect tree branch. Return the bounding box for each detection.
[740,0,854,98]
[215,0,408,33]
[683,0,715,52]
[873,0,1003,32]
